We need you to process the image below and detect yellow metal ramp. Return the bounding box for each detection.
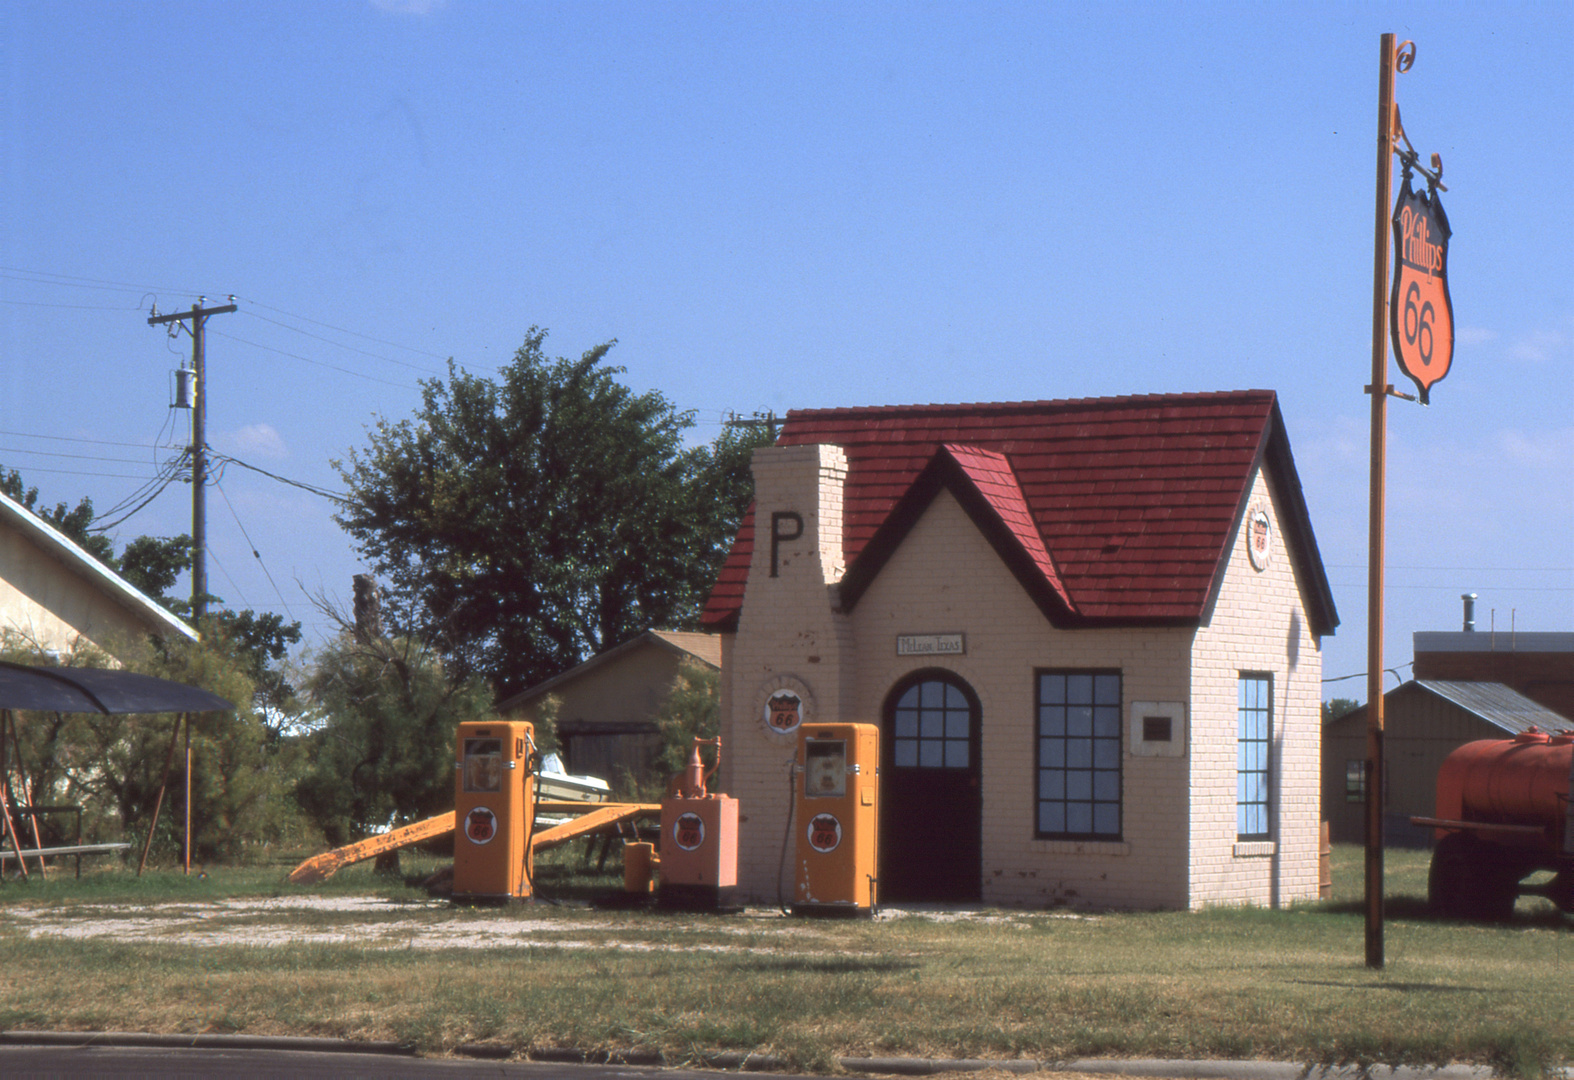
[286,802,658,885]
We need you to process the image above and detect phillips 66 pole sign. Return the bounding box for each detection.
[1389,160,1454,403]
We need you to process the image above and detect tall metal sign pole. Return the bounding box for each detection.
[1364,32,1401,972]
[149,299,236,624]
[1366,33,1453,969]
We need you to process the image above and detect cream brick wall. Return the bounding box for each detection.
[847,489,1194,910]
[722,445,858,902]
[1187,468,1324,908]
[721,446,1325,911]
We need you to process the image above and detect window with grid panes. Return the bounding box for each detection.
[1035,671,1121,839]
[1237,674,1272,839]
[890,679,972,769]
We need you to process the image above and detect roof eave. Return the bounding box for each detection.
[0,489,198,644]
[495,628,721,713]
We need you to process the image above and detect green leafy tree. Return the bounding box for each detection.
[1,466,116,564]
[294,613,496,847]
[651,661,720,780]
[334,329,770,699]
[117,533,194,603]
[1322,697,1362,724]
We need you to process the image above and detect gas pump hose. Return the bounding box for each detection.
[776,756,796,915]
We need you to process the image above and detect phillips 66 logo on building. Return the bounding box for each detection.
[1389,169,1454,403]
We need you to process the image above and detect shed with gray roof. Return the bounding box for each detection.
[1322,678,1572,847]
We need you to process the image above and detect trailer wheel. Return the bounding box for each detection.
[1429,834,1517,922]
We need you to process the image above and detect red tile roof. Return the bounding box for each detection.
[701,390,1338,635]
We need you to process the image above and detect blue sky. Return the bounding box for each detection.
[2,1,1570,699]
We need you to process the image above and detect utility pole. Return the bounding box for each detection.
[724,411,781,441]
[149,298,236,624]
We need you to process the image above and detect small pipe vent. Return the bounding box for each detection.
[1461,592,1477,633]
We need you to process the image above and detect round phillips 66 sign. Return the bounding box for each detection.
[1389,170,1454,403]
[464,806,497,845]
[673,812,705,851]
[807,813,842,853]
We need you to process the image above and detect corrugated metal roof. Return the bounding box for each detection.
[1415,680,1572,733]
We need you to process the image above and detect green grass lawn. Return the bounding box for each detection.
[0,843,1568,1077]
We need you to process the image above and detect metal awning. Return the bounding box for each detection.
[0,661,233,881]
[0,661,233,714]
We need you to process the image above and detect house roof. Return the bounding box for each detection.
[1414,631,1574,654]
[495,628,721,713]
[0,489,198,644]
[1413,679,1573,732]
[1333,679,1573,733]
[702,390,1337,634]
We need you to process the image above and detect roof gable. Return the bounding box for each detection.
[0,489,197,644]
[702,390,1338,635]
[495,628,721,713]
[838,444,1076,623]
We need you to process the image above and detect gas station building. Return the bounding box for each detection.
[703,391,1338,910]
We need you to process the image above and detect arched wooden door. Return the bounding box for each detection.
[879,671,982,902]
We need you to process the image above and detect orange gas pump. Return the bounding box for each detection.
[657,736,739,911]
[793,722,879,916]
[452,720,535,903]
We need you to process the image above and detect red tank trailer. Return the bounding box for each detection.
[1413,727,1574,920]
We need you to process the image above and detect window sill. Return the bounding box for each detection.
[1034,839,1131,856]
[1233,841,1276,858]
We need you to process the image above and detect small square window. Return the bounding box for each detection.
[1142,716,1172,743]
[1345,759,1366,802]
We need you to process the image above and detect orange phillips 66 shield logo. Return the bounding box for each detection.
[464,806,497,845]
[1389,172,1454,403]
[674,812,705,851]
[807,813,842,853]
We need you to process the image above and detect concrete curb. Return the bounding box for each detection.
[0,1030,413,1055]
[3,1032,1565,1078]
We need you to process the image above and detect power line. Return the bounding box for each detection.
[0,266,205,298]
[238,309,447,373]
[206,451,348,503]
[205,547,251,613]
[92,453,190,532]
[1330,582,1574,593]
[1327,562,1573,573]
[214,477,296,620]
[209,329,419,389]
[0,298,141,311]
[0,445,172,467]
[0,428,174,451]
[4,464,170,482]
[233,295,450,360]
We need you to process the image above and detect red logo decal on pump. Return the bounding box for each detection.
[807,813,842,853]
[464,806,497,845]
[674,812,705,851]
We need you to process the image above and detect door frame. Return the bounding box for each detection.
[878,667,983,901]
